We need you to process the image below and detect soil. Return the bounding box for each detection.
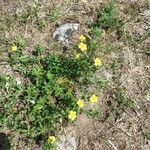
[0,0,150,150]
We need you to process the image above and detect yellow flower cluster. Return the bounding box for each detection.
[48,96,98,144]
[12,44,17,52]
[90,94,98,103]
[77,99,84,108]
[75,53,80,59]
[75,35,87,59]
[68,110,77,121]
[79,35,86,42]
[78,42,87,52]
[48,135,56,144]
[57,77,69,84]
[77,35,102,67]
[94,58,102,67]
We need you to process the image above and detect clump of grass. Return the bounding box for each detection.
[114,88,134,109]
[47,7,59,21]
[85,108,102,119]
[92,1,121,29]
[111,57,134,109]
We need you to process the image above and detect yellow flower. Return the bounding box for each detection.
[77,99,84,108]
[48,136,56,144]
[90,94,98,103]
[94,58,102,67]
[68,110,77,121]
[78,42,87,52]
[57,77,68,84]
[75,53,80,59]
[79,35,86,42]
[12,45,17,52]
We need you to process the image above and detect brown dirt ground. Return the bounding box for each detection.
[0,0,150,150]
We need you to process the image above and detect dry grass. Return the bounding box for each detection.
[0,0,150,149]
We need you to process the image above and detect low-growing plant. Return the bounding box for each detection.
[0,35,106,147]
[47,7,59,21]
[114,88,134,109]
[92,1,121,29]
[85,108,102,119]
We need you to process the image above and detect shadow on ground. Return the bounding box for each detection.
[0,133,11,150]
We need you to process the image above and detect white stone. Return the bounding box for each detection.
[53,23,79,47]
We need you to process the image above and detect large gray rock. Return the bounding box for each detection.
[53,23,80,47]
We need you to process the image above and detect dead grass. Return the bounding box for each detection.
[0,0,150,149]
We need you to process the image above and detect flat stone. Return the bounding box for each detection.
[56,129,77,150]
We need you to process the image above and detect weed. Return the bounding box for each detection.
[85,108,102,119]
[47,7,59,21]
[0,35,105,145]
[92,1,120,29]
[114,88,134,109]
[14,36,27,49]
[104,43,117,54]
[111,57,124,85]
[18,13,29,25]
[111,57,123,71]
[26,5,38,18]
[91,27,103,38]
[36,18,47,31]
